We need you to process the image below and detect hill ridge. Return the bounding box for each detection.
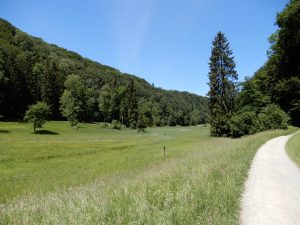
[0,18,208,126]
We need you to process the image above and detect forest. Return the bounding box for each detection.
[0,0,299,134]
[238,0,300,127]
[207,0,300,137]
[0,18,208,128]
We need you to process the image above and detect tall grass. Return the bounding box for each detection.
[0,122,296,224]
[0,122,211,202]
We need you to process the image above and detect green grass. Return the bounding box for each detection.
[287,132,300,166]
[0,121,297,224]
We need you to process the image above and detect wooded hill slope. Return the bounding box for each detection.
[237,0,300,127]
[0,19,208,126]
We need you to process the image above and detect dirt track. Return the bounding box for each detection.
[241,134,300,225]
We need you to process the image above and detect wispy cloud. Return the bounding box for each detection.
[113,0,154,70]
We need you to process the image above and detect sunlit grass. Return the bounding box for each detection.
[287,132,300,166]
[0,122,209,202]
[0,121,297,224]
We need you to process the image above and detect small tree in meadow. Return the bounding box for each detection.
[24,102,50,132]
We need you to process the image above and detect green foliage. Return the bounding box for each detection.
[60,91,79,127]
[229,105,290,137]
[151,102,162,126]
[60,75,86,126]
[125,79,138,128]
[190,109,203,125]
[31,63,45,101]
[236,0,300,130]
[111,119,122,130]
[258,104,290,130]
[208,32,238,136]
[210,113,231,136]
[237,75,271,112]
[0,18,208,126]
[241,1,300,126]
[41,60,64,119]
[229,110,259,137]
[24,102,50,132]
[138,99,153,127]
[137,100,153,131]
[98,84,113,127]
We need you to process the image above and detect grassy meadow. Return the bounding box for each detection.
[287,132,300,166]
[0,121,297,224]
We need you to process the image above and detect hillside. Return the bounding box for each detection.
[0,18,208,126]
[237,0,300,127]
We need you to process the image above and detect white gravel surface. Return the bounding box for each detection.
[241,134,300,225]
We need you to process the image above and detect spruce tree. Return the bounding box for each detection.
[126,79,138,128]
[208,32,238,136]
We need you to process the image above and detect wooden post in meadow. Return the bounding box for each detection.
[163,146,166,158]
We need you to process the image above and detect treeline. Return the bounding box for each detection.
[238,0,300,127]
[0,18,208,127]
[208,0,299,137]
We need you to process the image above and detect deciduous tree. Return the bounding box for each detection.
[60,75,86,126]
[98,84,112,127]
[24,102,50,132]
[126,79,138,128]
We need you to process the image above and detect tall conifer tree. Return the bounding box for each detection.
[208,32,238,136]
[126,79,138,128]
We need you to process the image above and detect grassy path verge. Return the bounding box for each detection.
[0,122,297,224]
[287,132,300,166]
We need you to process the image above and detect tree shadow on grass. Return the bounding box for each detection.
[34,130,59,135]
[0,130,10,133]
[137,129,149,133]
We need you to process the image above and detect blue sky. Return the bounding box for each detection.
[0,0,289,96]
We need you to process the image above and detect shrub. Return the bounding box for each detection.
[210,114,231,137]
[229,104,290,137]
[229,110,258,137]
[258,104,290,130]
[137,118,146,132]
[111,120,122,130]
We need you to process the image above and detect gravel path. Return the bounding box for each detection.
[241,133,300,225]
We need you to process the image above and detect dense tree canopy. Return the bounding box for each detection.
[223,0,300,137]
[60,75,86,126]
[98,84,113,127]
[0,18,208,128]
[207,23,294,137]
[238,0,300,127]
